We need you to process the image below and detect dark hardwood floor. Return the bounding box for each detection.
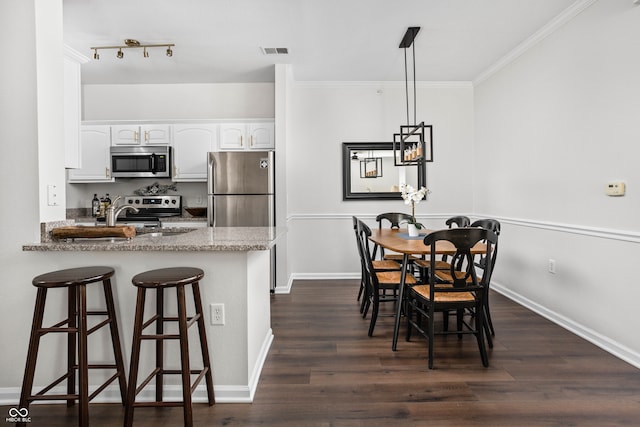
[5,279,640,426]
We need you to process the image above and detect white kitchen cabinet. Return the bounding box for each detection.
[68,125,114,182]
[219,122,274,150]
[112,124,172,145]
[172,124,218,182]
[63,47,87,168]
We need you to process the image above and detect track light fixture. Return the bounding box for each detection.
[90,39,175,60]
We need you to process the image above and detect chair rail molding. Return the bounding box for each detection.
[479,214,640,243]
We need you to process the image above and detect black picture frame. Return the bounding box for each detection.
[342,142,426,200]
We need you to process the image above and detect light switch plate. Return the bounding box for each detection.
[605,181,625,196]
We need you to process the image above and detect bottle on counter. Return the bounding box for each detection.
[91,193,100,217]
[105,193,111,207]
[99,195,107,217]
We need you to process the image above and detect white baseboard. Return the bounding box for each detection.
[0,328,275,405]
[491,281,640,370]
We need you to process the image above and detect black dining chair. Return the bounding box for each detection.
[435,218,500,347]
[374,212,419,264]
[469,219,500,340]
[414,215,470,280]
[405,227,497,369]
[352,216,400,312]
[356,218,416,336]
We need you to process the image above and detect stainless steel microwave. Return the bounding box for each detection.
[110,146,171,178]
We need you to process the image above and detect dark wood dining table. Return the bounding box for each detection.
[367,228,486,350]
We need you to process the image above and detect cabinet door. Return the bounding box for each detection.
[172,124,217,182]
[68,126,114,182]
[248,123,275,149]
[112,125,140,145]
[63,56,81,168]
[141,124,171,145]
[219,124,246,150]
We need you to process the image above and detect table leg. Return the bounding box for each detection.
[392,253,409,351]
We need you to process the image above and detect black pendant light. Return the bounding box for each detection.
[393,27,434,166]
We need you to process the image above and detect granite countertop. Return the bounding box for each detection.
[23,225,285,252]
[73,216,208,224]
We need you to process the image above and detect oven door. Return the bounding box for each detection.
[111,146,171,178]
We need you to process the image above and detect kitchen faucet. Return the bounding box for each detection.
[105,196,140,227]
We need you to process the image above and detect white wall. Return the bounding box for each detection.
[0,0,66,395]
[474,0,640,366]
[286,82,474,280]
[83,83,275,120]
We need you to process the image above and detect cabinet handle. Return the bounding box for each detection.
[250,135,254,147]
[174,165,178,177]
[145,131,149,142]
[134,131,139,142]
[240,135,243,147]
[106,167,110,178]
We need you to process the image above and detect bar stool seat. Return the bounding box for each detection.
[19,266,127,427]
[125,267,215,427]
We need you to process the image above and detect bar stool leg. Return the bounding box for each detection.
[156,287,164,403]
[124,288,146,427]
[78,284,89,427]
[19,288,48,413]
[102,278,128,403]
[176,285,193,427]
[67,286,77,407]
[192,282,215,405]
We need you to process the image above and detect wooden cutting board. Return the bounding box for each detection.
[51,225,136,240]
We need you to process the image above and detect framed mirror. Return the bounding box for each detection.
[342,142,426,200]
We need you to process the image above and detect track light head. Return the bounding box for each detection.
[93,49,99,60]
[143,47,149,58]
[116,48,124,59]
[166,46,173,57]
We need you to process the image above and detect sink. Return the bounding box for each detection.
[136,228,196,237]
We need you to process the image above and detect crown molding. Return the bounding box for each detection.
[473,0,599,85]
[293,81,473,89]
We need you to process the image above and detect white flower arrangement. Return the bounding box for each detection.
[400,184,430,229]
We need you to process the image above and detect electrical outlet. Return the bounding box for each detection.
[548,259,556,274]
[210,303,225,325]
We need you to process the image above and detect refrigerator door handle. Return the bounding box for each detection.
[207,196,215,227]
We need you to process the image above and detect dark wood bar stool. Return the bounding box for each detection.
[124,267,215,427]
[19,266,127,427]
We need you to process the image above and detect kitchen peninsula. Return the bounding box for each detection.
[22,224,285,403]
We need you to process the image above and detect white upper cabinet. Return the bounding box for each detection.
[68,125,114,182]
[219,122,274,150]
[63,46,88,169]
[172,124,218,182]
[112,124,172,145]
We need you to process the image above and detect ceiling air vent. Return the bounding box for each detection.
[260,47,289,55]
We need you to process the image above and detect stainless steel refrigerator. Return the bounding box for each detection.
[207,151,275,227]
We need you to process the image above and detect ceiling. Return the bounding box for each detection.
[63,0,577,85]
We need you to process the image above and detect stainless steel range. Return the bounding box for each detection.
[97,195,181,227]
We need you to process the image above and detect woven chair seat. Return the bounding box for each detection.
[383,253,419,262]
[376,271,417,285]
[410,284,475,303]
[435,270,473,283]
[414,259,451,270]
[372,260,401,270]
